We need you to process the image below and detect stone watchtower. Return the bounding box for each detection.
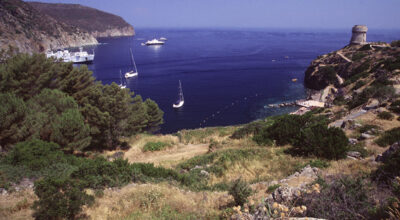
[350,25,368,45]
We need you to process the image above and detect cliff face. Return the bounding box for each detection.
[0,0,98,53]
[29,2,135,38]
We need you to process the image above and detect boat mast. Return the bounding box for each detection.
[130,48,138,73]
[179,80,184,101]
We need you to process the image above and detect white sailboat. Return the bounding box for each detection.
[125,48,138,78]
[173,80,184,108]
[119,70,126,89]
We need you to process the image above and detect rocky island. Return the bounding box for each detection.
[0,0,134,53]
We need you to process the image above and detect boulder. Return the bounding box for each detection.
[364,99,380,110]
[347,151,362,158]
[200,170,210,177]
[359,133,375,140]
[376,142,400,162]
[349,138,358,145]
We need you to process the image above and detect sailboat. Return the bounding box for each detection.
[173,80,184,108]
[119,70,126,89]
[125,48,138,78]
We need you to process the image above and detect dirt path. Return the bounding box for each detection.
[124,143,209,167]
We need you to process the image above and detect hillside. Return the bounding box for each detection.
[0,0,97,53]
[29,2,135,38]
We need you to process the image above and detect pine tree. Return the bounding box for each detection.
[126,95,148,135]
[0,93,28,148]
[144,98,164,133]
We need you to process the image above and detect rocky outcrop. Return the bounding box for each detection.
[376,142,400,162]
[29,2,135,38]
[0,0,98,53]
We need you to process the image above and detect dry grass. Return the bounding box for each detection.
[83,183,231,220]
[208,147,307,186]
[323,158,378,178]
[0,189,36,220]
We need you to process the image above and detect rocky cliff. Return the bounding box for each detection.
[0,0,98,53]
[304,41,400,106]
[29,2,135,38]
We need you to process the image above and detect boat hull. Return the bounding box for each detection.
[173,100,184,108]
[125,71,138,78]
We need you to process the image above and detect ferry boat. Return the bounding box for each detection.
[144,39,165,46]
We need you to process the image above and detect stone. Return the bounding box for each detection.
[347,151,362,158]
[200,170,209,177]
[359,133,375,140]
[108,151,124,161]
[364,99,379,110]
[349,138,358,145]
[376,142,400,162]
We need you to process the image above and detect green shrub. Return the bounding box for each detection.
[267,184,280,193]
[32,178,94,220]
[374,148,400,182]
[348,83,395,109]
[391,40,400,47]
[342,71,369,87]
[389,100,400,114]
[307,159,330,169]
[228,178,253,206]
[289,124,349,160]
[359,44,372,51]
[352,80,366,90]
[352,52,367,61]
[359,124,381,134]
[333,95,346,105]
[375,127,400,147]
[299,176,374,219]
[230,120,269,139]
[5,139,70,171]
[254,113,348,160]
[319,66,337,84]
[142,142,170,152]
[348,142,369,158]
[378,111,394,120]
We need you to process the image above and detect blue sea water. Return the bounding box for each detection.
[80,28,400,133]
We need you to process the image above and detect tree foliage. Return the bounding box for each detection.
[0,53,164,150]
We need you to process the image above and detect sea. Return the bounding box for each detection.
[77,28,400,133]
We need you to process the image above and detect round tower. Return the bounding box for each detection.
[350,25,368,45]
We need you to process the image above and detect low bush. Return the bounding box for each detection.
[142,142,170,152]
[254,113,348,160]
[298,176,375,219]
[348,142,369,158]
[374,149,400,182]
[391,40,400,47]
[32,178,94,220]
[230,120,269,139]
[348,83,395,109]
[358,124,381,134]
[229,178,253,206]
[342,71,369,87]
[352,80,366,90]
[389,100,400,114]
[375,127,400,147]
[319,66,337,84]
[352,52,367,61]
[333,95,346,105]
[266,184,280,193]
[378,111,394,120]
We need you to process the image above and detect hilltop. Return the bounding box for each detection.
[29,2,135,38]
[0,0,97,53]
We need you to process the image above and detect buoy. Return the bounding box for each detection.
[292,78,298,82]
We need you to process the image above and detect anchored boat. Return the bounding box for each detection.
[173,80,184,108]
[125,48,138,78]
[144,38,165,46]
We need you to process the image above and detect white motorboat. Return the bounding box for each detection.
[145,39,165,46]
[125,48,138,79]
[119,70,126,89]
[173,80,184,108]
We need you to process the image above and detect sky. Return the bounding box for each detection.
[25,0,400,30]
